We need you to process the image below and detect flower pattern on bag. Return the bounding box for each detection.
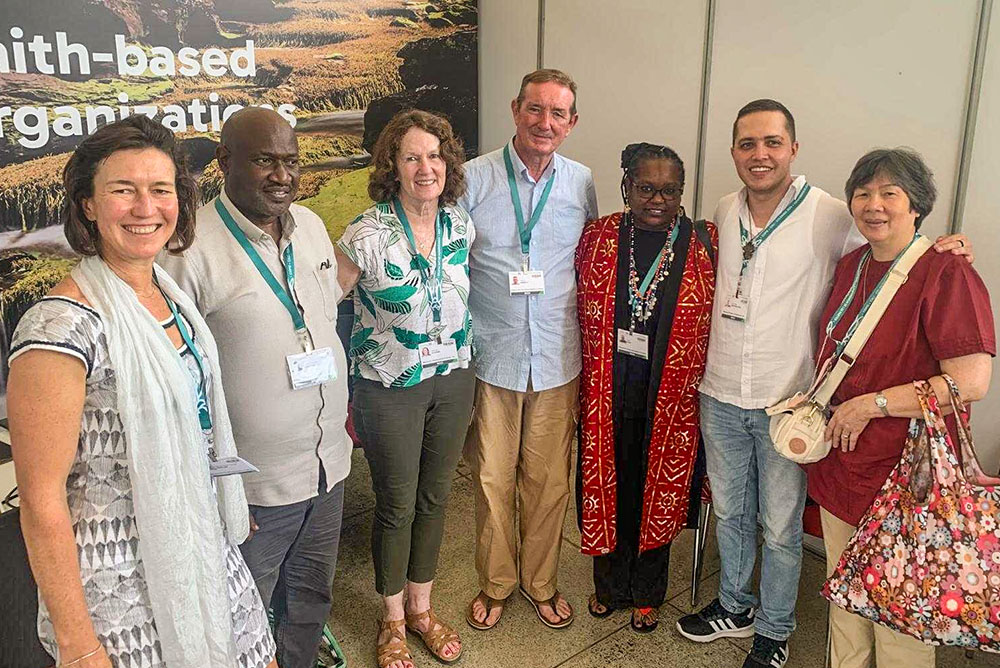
[823,377,1000,652]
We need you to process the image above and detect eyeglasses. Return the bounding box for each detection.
[632,183,683,201]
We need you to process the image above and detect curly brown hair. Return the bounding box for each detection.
[63,115,198,256]
[368,109,466,205]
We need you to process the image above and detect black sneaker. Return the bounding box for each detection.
[742,634,788,668]
[675,598,756,642]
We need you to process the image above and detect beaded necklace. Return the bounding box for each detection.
[626,211,679,328]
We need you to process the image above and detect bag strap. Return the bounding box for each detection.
[693,219,716,269]
[812,236,933,408]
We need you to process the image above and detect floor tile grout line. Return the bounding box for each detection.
[548,620,631,668]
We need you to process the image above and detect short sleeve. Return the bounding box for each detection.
[584,170,599,221]
[337,210,376,277]
[451,204,475,246]
[921,257,996,361]
[9,298,104,376]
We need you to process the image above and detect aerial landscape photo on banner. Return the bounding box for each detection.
[0,0,479,407]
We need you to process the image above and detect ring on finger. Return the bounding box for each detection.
[840,432,850,440]
[959,239,965,247]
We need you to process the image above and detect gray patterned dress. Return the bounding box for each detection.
[9,297,275,668]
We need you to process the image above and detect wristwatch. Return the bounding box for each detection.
[874,392,890,417]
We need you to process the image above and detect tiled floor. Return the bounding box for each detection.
[328,448,1000,667]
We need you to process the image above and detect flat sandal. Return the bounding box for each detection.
[405,608,463,664]
[376,618,413,668]
[466,590,505,630]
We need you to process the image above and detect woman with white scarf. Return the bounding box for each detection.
[7,116,276,668]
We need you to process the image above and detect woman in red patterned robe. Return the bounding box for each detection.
[575,143,717,632]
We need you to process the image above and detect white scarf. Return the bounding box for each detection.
[72,256,249,667]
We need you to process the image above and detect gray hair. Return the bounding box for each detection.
[844,148,937,230]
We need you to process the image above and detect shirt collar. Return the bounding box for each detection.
[506,137,557,184]
[218,187,296,243]
[738,174,807,224]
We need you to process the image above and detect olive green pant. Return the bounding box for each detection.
[353,367,475,596]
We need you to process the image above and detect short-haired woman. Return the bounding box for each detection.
[7,115,276,668]
[336,109,474,668]
[807,148,995,667]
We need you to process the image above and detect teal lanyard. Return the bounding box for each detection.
[736,183,811,294]
[157,284,212,431]
[503,144,555,269]
[635,223,680,296]
[393,198,445,325]
[825,234,922,358]
[215,198,310,350]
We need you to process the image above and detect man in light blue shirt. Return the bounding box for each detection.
[461,69,598,631]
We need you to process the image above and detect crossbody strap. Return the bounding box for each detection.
[812,235,933,408]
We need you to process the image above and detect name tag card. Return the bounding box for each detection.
[210,456,260,478]
[617,328,649,359]
[286,346,338,390]
[508,270,545,295]
[721,295,750,322]
[419,339,459,367]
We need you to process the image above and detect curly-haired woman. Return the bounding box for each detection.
[335,109,474,668]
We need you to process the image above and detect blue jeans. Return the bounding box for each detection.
[699,392,806,641]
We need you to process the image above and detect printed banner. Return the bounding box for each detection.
[0,0,479,407]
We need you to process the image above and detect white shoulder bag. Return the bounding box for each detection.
[765,235,933,464]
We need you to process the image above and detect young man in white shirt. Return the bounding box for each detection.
[676,99,971,668]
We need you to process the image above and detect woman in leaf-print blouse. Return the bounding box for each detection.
[336,109,474,668]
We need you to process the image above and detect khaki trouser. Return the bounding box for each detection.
[463,376,580,601]
[821,508,935,668]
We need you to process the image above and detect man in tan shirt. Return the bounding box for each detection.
[159,108,350,668]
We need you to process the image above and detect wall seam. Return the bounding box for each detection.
[951,0,993,234]
[537,0,546,68]
[692,0,716,221]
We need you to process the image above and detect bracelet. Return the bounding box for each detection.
[59,643,103,667]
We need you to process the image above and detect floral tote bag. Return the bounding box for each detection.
[822,375,1000,652]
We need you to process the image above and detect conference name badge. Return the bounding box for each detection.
[286,346,338,390]
[508,270,545,295]
[419,339,459,367]
[617,328,649,360]
[210,456,260,478]
[721,295,750,322]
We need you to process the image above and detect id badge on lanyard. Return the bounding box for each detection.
[216,198,338,390]
[210,456,260,477]
[394,199,458,368]
[616,328,649,359]
[504,145,552,297]
[509,254,546,295]
[419,339,459,367]
[287,347,338,390]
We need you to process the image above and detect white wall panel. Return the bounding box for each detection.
[542,0,708,216]
[958,4,1000,471]
[477,0,539,154]
[699,0,978,242]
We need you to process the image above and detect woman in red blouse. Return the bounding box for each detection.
[806,148,995,667]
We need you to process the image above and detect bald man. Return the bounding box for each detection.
[159,108,351,668]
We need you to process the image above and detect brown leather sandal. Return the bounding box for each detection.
[466,590,505,630]
[376,618,413,668]
[519,586,574,629]
[405,608,463,664]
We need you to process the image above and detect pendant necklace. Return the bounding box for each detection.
[627,212,677,326]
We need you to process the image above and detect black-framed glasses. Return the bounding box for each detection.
[632,182,683,201]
